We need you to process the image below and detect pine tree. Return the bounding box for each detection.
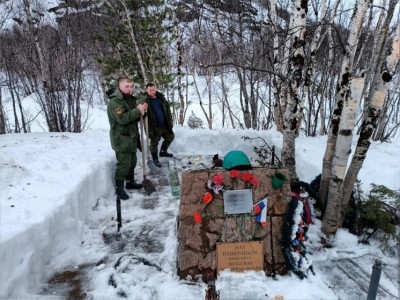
[187,111,203,129]
[95,0,174,88]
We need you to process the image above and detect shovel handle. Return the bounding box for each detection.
[145,115,151,159]
[140,115,146,179]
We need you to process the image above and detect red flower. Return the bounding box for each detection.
[193,212,202,223]
[250,176,259,186]
[213,174,224,185]
[202,192,213,204]
[241,172,253,182]
[230,170,241,178]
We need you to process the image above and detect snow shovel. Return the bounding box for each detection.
[145,115,160,174]
[140,115,156,196]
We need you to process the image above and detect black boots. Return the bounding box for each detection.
[125,173,143,190]
[115,179,129,200]
[151,146,173,167]
[159,146,173,158]
[151,152,162,168]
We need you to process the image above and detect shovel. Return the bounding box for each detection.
[145,115,160,174]
[140,115,156,196]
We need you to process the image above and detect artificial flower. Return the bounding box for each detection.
[207,179,213,189]
[202,192,213,204]
[193,212,202,223]
[250,176,259,186]
[213,184,224,194]
[213,174,224,185]
[229,170,241,178]
[241,172,253,182]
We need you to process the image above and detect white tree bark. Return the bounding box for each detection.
[268,0,284,132]
[322,76,365,235]
[295,0,327,136]
[320,0,340,135]
[319,0,369,211]
[341,20,400,223]
[281,0,308,182]
[23,0,58,132]
[173,15,185,126]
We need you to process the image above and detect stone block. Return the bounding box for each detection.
[177,168,291,281]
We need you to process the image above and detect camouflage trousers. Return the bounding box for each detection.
[115,151,137,180]
[150,126,175,153]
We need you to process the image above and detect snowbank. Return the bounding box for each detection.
[0,130,115,298]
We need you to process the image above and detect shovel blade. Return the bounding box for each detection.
[143,179,156,196]
[147,159,161,175]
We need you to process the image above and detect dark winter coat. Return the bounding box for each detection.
[107,88,141,153]
[140,91,173,138]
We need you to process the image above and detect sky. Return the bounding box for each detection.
[0,101,399,299]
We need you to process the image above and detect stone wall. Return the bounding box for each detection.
[177,168,291,281]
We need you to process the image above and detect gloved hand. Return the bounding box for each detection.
[137,136,142,152]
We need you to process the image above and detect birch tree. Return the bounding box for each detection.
[23,0,58,132]
[295,0,328,136]
[319,0,369,212]
[321,75,365,235]
[341,18,400,227]
[320,0,399,236]
[281,0,308,182]
[319,0,341,135]
[173,14,185,126]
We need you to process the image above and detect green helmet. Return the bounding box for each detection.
[223,150,252,170]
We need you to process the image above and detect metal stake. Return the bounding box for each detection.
[116,196,122,232]
[367,259,382,300]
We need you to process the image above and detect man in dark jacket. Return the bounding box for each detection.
[141,82,175,167]
[107,77,147,200]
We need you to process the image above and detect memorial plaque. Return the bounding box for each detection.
[223,189,253,214]
[217,241,263,273]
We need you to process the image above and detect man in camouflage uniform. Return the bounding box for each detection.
[140,82,175,168]
[107,77,147,200]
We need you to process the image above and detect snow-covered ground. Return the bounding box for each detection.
[1,108,399,299]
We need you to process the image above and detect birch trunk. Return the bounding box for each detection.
[373,75,400,140]
[319,0,369,210]
[206,67,213,129]
[321,76,364,235]
[281,0,307,182]
[341,20,400,226]
[360,0,389,110]
[269,0,284,132]
[296,0,327,136]
[191,70,212,129]
[23,0,58,132]
[320,0,340,135]
[174,17,185,126]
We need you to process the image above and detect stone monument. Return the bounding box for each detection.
[177,168,291,281]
